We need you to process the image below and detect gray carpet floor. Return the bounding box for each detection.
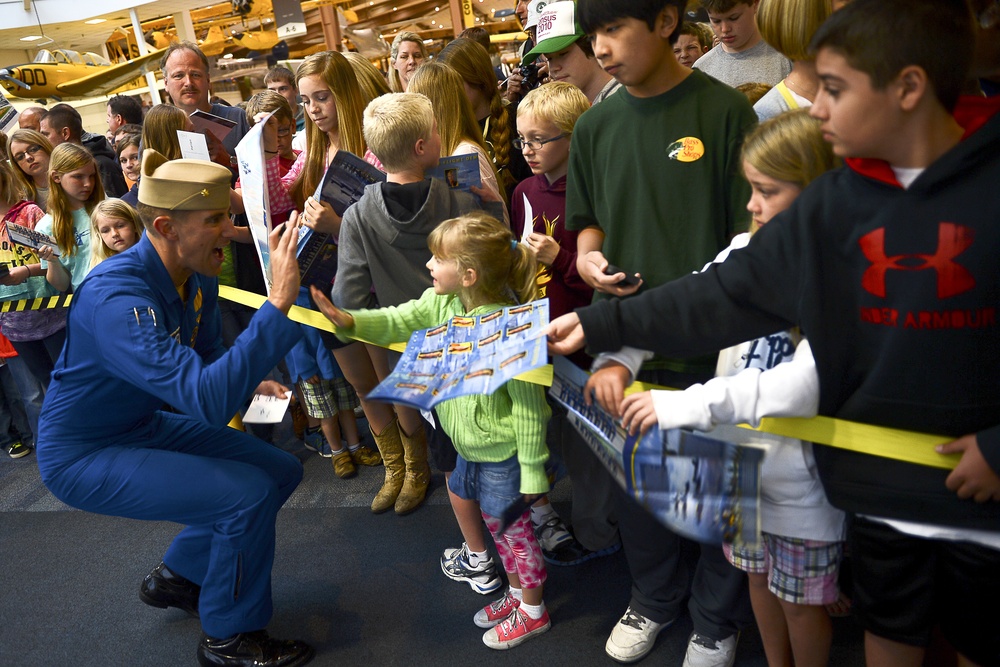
[0,419,864,666]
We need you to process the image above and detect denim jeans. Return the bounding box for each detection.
[448,454,521,518]
[0,360,33,446]
[9,329,66,391]
[3,355,43,446]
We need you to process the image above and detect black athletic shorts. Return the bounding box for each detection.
[849,516,1000,666]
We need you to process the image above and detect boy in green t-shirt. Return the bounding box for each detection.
[566,0,757,663]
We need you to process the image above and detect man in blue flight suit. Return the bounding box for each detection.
[36,149,314,667]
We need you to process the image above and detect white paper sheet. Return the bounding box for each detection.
[243,391,293,424]
[177,130,211,161]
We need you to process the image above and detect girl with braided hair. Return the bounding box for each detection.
[438,38,532,209]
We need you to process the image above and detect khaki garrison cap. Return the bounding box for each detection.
[138,149,231,211]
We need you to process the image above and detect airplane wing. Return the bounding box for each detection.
[54,49,163,97]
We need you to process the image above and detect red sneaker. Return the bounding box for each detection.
[474,589,520,629]
[482,607,551,649]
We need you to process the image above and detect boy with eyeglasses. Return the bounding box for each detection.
[510,82,624,567]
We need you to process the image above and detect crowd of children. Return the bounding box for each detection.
[6,0,999,664]
[545,3,1000,667]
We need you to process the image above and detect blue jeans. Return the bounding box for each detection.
[448,454,521,518]
[9,330,66,391]
[3,355,43,446]
[0,361,33,447]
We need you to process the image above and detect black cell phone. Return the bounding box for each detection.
[604,264,641,286]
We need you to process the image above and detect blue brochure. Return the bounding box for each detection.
[549,356,766,546]
[297,151,386,289]
[366,299,550,410]
[428,153,481,192]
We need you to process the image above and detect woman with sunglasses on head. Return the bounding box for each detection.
[8,130,54,212]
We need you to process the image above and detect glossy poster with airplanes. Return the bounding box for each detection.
[367,299,550,411]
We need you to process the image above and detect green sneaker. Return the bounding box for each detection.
[7,442,31,459]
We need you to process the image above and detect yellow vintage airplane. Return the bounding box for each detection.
[0,48,163,102]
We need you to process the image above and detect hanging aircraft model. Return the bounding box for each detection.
[0,48,163,102]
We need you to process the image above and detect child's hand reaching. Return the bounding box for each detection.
[584,362,632,417]
[620,391,658,436]
[937,434,1000,502]
[309,285,355,330]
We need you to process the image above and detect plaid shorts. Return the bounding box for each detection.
[299,376,360,419]
[724,533,843,606]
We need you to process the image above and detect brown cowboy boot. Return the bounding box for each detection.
[395,425,431,515]
[370,418,404,513]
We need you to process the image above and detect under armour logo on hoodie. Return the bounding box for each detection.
[859,223,975,299]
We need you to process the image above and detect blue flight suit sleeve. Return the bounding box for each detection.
[86,288,302,427]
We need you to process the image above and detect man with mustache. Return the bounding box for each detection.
[160,42,250,170]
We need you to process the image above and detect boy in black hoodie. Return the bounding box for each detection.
[547,1,1000,665]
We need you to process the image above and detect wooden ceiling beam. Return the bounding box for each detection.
[350,0,447,30]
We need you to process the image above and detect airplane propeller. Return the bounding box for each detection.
[0,69,31,90]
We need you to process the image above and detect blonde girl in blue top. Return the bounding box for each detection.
[36,143,103,292]
[89,199,143,269]
[310,212,554,650]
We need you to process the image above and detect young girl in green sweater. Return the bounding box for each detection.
[310,212,553,650]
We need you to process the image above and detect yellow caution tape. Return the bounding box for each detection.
[218,285,962,471]
[0,286,962,469]
[217,286,407,352]
[13,286,947,467]
[0,294,74,312]
[623,380,958,470]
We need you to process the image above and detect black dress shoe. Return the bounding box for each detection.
[139,561,201,618]
[197,630,315,667]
